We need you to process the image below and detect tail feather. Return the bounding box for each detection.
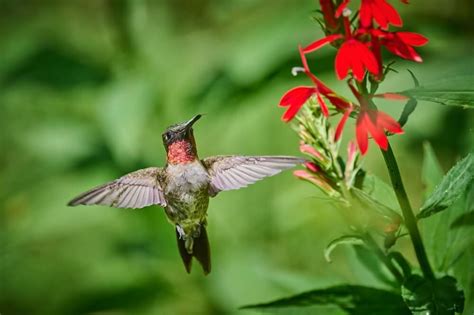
[193,226,211,275]
[176,229,193,273]
[176,226,211,275]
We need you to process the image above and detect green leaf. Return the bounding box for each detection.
[420,145,474,271]
[388,252,411,278]
[360,174,400,212]
[402,275,464,315]
[324,235,365,263]
[418,153,474,219]
[400,75,474,108]
[407,69,420,88]
[451,183,474,228]
[353,245,397,288]
[351,188,402,221]
[397,98,418,127]
[241,285,411,314]
[421,142,444,196]
[451,211,474,228]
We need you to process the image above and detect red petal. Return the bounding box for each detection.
[373,93,410,100]
[376,0,402,28]
[279,86,314,107]
[335,0,351,18]
[351,40,379,81]
[335,107,352,141]
[372,1,389,29]
[279,87,315,122]
[351,58,365,81]
[298,45,309,72]
[356,112,369,154]
[359,0,372,28]
[397,32,429,46]
[327,94,352,110]
[299,45,333,94]
[335,42,351,80]
[384,39,422,62]
[303,34,343,54]
[316,90,329,117]
[378,111,404,134]
[365,110,388,150]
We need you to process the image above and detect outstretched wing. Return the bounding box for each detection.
[202,156,305,196]
[68,167,167,209]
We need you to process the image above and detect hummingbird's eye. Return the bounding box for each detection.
[163,132,171,142]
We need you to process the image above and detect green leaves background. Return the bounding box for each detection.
[0,0,473,314]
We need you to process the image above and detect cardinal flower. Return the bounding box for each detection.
[335,39,379,81]
[373,30,429,62]
[303,18,379,82]
[348,82,403,154]
[279,46,351,122]
[336,0,403,30]
[356,108,403,154]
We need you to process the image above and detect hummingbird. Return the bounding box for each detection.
[68,114,304,275]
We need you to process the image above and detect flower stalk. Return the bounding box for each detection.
[381,143,435,281]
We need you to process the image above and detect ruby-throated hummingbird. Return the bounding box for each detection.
[68,114,304,275]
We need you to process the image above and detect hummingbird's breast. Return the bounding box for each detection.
[163,160,210,235]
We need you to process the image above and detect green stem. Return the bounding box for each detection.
[381,143,435,280]
[364,233,404,285]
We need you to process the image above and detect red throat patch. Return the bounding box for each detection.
[167,140,196,164]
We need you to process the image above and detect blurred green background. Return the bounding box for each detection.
[0,0,472,314]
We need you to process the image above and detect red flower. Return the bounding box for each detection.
[335,39,379,81]
[279,46,351,122]
[373,30,428,62]
[348,82,403,154]
[335,107,353,141]
[336,0,402,30]
[356,108,403,154]
[303,34,342,54]
[279,87,317,122]
[304,18,379,82]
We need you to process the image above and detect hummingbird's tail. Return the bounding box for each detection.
[176,226,211,275]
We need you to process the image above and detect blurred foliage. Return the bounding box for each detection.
[0,0,473,314]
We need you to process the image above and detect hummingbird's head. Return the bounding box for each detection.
[163,114,202,164]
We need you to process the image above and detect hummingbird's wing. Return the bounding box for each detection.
[68,167,167,208]
[202,156,305,196]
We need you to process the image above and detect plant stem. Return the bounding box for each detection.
[381,143,435,280]
[364,233,404,285]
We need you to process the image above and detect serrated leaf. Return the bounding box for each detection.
[420,145,474,271]
[324,235,365,263]
[241,285,411,314]
[400,75,474,108]
[418,153,474,219]
[451,182,474,228]
[402,275,464,315]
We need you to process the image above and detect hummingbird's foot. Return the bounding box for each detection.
[176,225,185,239]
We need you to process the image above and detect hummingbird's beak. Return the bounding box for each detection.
[183,114,202,130]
